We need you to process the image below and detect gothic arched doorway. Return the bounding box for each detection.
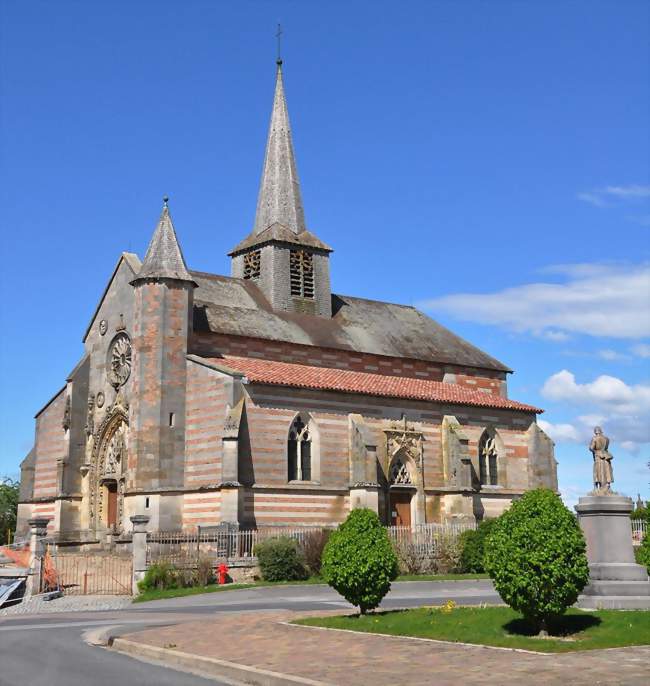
[90,412,128,533]
[388,456,415,526]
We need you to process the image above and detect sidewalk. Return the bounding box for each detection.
[112,610,650,686]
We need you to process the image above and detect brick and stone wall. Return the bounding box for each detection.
[243,489,349,526]
[241,383,544,524]
[183,361,228,489]
[32,389,67,502]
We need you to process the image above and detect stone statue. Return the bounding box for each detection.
[589,426,614,492]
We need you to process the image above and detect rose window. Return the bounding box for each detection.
[107,333,132,387]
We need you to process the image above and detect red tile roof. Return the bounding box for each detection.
[203,355,542,414]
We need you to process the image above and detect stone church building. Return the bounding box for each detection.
[17,61,557,543]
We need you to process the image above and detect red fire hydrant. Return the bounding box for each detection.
[217,563,229,585]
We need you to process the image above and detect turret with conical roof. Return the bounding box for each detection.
[230,61,332,318]
[128,199,194,520]
[132,198,196,285]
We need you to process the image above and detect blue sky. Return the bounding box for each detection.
[1,1,648,507]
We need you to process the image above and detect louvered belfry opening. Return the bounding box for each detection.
[289,249,314,298]
[243,250,261,280]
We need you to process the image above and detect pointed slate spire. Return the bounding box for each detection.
[133,197,195,283]
[253,62,306,235]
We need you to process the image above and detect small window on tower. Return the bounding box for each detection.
[290,250,314,299]
[243,250,261,280]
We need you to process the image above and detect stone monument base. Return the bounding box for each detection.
[575,494,650,610]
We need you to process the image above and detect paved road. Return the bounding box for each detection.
[0,580,499,686]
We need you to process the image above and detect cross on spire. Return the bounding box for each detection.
[276,23,283,65]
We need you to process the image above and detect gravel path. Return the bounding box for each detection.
[0,594,132,615]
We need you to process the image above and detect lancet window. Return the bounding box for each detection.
[288,415,312,481]
[479,431,499,486]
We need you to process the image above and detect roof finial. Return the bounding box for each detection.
[276,23,283,66]
[162,195,169,208]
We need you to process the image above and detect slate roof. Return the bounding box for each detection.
[228,63,332,256]
[191,354,539,413]
[253,62,305,236]
[191,271,511,372]
[133,204,195,283]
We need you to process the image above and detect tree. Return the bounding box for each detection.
[321,508,398,614]
[484,488,589,634]
[0,477,20,545]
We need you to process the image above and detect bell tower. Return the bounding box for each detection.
[229,60,332,317]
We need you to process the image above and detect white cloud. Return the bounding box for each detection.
[597,349,628,361]
[538,420,581,443]
[541,370,650,450]
[578,184,650,207]
[542,370,650,413]
[631,343,650,358]
[421,262,650,340]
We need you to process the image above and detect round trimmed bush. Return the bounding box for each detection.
[321,508,398,614]
[484,488,589,633]
[254,536,308,582]
[459,518,497,573]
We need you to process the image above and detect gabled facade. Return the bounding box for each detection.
[17,61,557,543]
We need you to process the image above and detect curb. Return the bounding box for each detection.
[111,636,330,686]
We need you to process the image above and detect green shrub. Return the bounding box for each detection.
[138,562,179,592]
[321,508,399,614]
[459,519,497,573]
[254,536,308,582]
[484,489,589,634]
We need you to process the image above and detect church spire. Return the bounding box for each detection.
[133,197,194,283]
[252,61,306,235]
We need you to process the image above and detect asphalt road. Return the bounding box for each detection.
[0,579,499,686]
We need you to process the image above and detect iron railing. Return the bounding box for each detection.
[631,518,647,546]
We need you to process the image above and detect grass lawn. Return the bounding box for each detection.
[133,577,323,603]
[133,573,486,603]
[295,606,650,653]
[396,573,488,582]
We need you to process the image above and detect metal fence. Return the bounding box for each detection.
[386,522,477,555]
[146,523,478,567]
[632,518,647,546]
[146,525,333,566]
[45,546,132,595]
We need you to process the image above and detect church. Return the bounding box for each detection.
[17,59,557,543]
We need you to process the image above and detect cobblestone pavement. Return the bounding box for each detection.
[120,610,650,686]
[0,594,132,616]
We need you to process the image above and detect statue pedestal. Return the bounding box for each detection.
[575,494,650,609]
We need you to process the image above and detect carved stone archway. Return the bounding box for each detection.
[384,417,426,526]
[89,395,129,533]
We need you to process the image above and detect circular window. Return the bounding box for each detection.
[107,333,132,388]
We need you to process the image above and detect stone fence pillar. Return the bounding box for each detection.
[26,517,50,597]
[130,515,150,596]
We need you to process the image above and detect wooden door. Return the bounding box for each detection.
[106,483,118,527]
[390,492,412,526]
